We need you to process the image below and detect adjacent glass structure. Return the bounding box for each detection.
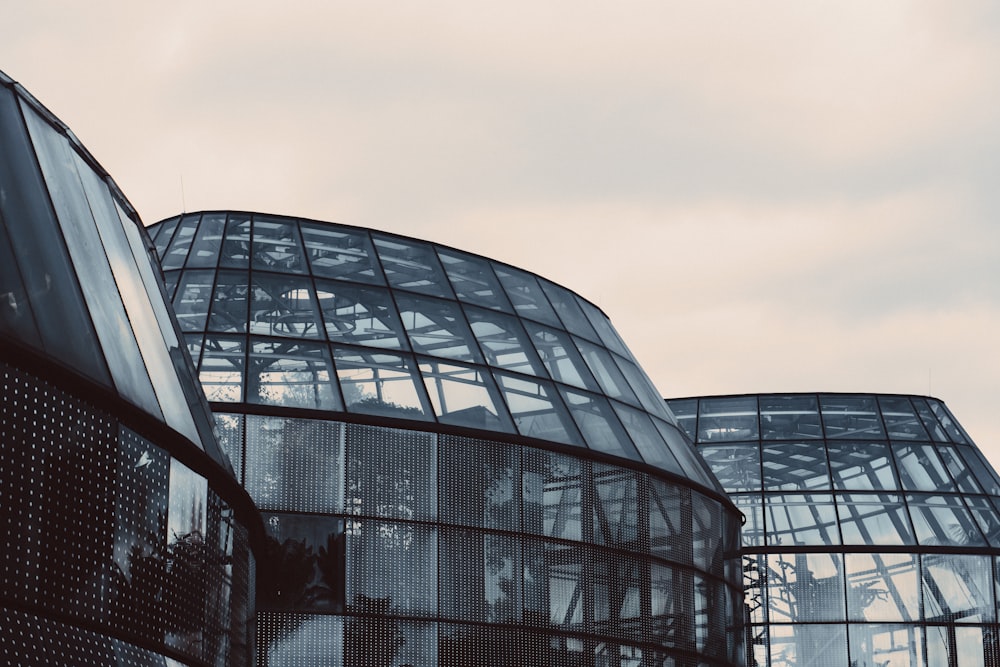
[150,211,745,666]
[668,393,1000,667]
[0,71,259,666]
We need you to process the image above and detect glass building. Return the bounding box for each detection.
[0,71,260,665]
[668,393,1000,667]
[148,211,745,666]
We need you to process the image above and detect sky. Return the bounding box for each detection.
[5,2,1000,461]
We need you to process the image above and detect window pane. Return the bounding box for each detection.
[160,214,199,270]
[300,222,381,284]
[259,513,345,612]
[759,394,822,440]
[494,372,580,445]
[373,234,451,297]
[219,214,251,269]
[419,359,513,432]
[252,215,307,273]
[437,248,511,311]
[185,212,226,269]
[575,337,638,405]
[539,280,599,342]
[172,270,215,332]
[249,273,323,339]
[764,494,840,546]
[697,396,759,443]
[828,442,899,490]
[699,443,761,492]
[206,270,250,333]
[346,520,436,616]
[199,335,245,402]
[878,396,930,440]
[766,553,845,622]
[820,395,884,439]
[493,265,560,326]
[345,424,434,522]
[525,323,598,390]
[465,306,545,376]
[560,388,641,461]
[397,293,481,362]
[333,347,430,420]
[315,280,407,349]
[247,338,340,410]
[836,493,914,546]
[922,554,994,623]
[762,442,830,490]
[845,554,919,622]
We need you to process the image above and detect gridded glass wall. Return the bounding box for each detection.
[668,393,1000,667]
[148,211,718,492]
[0,361,254,666]
[217,413,744,666]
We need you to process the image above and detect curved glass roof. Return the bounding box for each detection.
[149,211,720,491]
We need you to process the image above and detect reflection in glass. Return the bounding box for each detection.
[419,359,512,431]
[333,347,430,419]
[247,338,339,410]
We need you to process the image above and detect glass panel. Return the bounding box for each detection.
[300,221,381,284]
[346,519,436,616]
[820,394,884,439]
[648,479,692,564]
[524,322,598,390]
[766,553,845,622]
[522,538,585,629]
[614,355,673,419]
[893,443,953,491]
[206,270,250,333]
[0,88,108,383]
[650,563,695,650]
[199,335,245,402]
[252,215,307,273]
[879,396,930,440]
[396,293,481,363]
[260,612,343,666]
[539,279,599,341]
[333,347,430,420]
[909,396,949,442]
[762,442,831,490]
[939,445,983,494]
[593,549,643,639]
[836,493,915,545]
[418,358,513,432]
[768,624,848,667]
[24,106,159,414]
[759,394,822,440]
[848,624,923,667]
[966,496,1000,543]
[908,494,986,547]
[493,264,560,326]
[928,399,969,443]
[247,338,340,410]
[437,248,511,311]
[575,337,639,405]
[923,554,994,623]
[560,388,641,461]
[151,216,180,258]
[185,212,226,269]
[373,234,451,297]
[828,441,899,490]
[667,398,698,440]
[764,493,840,546]
[612,402,679,469]
[591,463,640,548]
[699,443,761,492]
[245,415,343,513]
[213,413,244,482]
[523,450,582,541]
[733,492,765,547]
[219,214,251,268]
[159,214,199,270]
[314,280,408,349]
[172,269,215,332]
[845,554,919,622]
[653,418,720,490]
[691,493,725,574]
[166,458,208,655]
[959,448,1000,495]
[439,528,520,623]
[259,513,345,612]
[494,372,580,445]
[438,436,519,532]
[464,306,545,376]
[249,273,324,338]
[0,212,36,339]
[346,424,435,522]
[577,299,630,357]
[697,396,759,443]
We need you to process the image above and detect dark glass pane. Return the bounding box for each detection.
[259,513,345,612]
[252,215,307,273]
[614,355,673,419]
[300,222,381,284]
[575,337,639,405]
[928,399,969,444]
[0,89,109,383]
[560,388,641,461]
[345,520,436,616]
[373,234,451,297]
[213,412,244,482]
[172,270,215,332]
[315,280,408,349]
[151,215,180,258]
[438,436,519,532]
[539,280,599,341]
[667,398,698,440]
[493,264,561,326]
[345,424,435,522]
[699,443,761,492]
[592,463,641,549]
[612,402,677,469]
[333,347,430,420]
[759,394,822,440]
[577,299,630,357]
[649,479,692,564]
[0,212,39,341]
[437,248,512,311]
[440,528,520,623]
[523,450,582,541]
[199,334,244,401]
[938,445,983,494]
[259,614,343,666]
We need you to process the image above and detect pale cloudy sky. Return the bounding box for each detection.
[5,2,1000,460]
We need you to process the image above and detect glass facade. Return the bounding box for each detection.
[668,393,1000,667]
[0,71,259,666]
[151,211,744,666]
